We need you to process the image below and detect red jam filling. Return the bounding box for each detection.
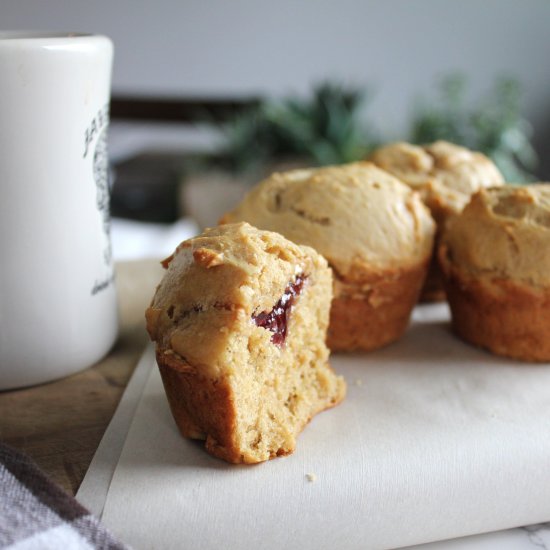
[252,275,306,346]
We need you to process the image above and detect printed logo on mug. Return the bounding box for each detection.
[0,32,118,389]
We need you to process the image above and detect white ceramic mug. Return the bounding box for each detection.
[0,32,118,389]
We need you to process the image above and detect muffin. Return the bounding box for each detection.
[145,222,345,463]
[370,140,504,300]
[439,185,550,362]
[220,162,435,352]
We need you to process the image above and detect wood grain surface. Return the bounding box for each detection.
[0,259,164,495]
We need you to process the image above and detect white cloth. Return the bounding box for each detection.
[110,217,199,261]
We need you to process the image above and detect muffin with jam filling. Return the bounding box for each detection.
[146,222,345,463]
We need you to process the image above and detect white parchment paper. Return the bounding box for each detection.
[76,345,155,517]
[99,304,550,550]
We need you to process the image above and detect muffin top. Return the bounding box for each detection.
[441,185,550,288]
[369,141,504,219]
[146,222,331,373]
[220,162,435,281]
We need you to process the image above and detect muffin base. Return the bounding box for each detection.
[439,246,550,362]
[156,349,241,463]
[327,261,429,352]
[156,347,345,464]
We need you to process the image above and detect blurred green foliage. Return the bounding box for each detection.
[211,75,538,183]
[411,74,538,182]
[216,82,376,173]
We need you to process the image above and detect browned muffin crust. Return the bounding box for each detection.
[440,244,550,362]
[439,184,550,362]
[328,261,429,352]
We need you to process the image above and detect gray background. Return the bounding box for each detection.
[3,0,549,171]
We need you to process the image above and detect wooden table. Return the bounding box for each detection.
[0,259,164,495]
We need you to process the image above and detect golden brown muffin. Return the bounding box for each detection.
[370,141,504,300]
[439,184,550,362]
[146,222,345,463]
[220,162,435,352]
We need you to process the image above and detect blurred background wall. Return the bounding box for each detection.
[4,0,549,255]
[4,0,550,134]
[3,0,550,140]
